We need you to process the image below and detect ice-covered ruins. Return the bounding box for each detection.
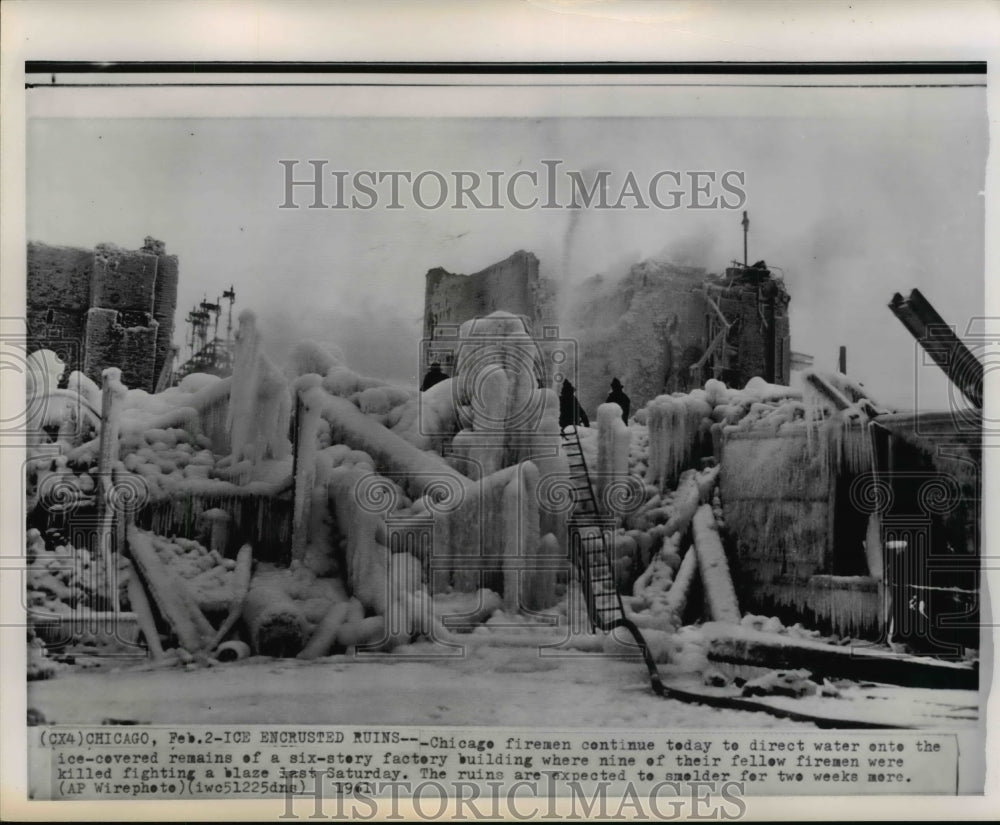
[25,241,981,728]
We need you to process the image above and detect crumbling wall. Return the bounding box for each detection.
[423,250,554,347]
[83,308,160,390]
[26,238,179,392]
[713,278,791,389]
[567,261,792,417]
[91,244,158,313]
[149,239,179,383]
[26,243,95,372]
[27,243,93,309]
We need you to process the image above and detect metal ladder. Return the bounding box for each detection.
[559,425,664,692]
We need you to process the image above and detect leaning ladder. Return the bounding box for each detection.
[559,425,664,692]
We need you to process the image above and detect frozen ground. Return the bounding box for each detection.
[28,645,814,730]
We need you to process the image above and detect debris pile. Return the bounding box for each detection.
[25,528,111,616]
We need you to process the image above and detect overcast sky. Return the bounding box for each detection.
[26,80,986,410]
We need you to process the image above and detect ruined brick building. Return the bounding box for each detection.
[422,250,557,374]
[423,250,556,344]
[26,237,178,392]
[423,250,791,415]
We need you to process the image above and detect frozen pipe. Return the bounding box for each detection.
[242,581,309,657]
[216,640,250,662]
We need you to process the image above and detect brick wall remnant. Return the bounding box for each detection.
[26,238,179,392]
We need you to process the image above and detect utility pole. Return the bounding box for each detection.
[741,210,749,267]
[838,345,847,374]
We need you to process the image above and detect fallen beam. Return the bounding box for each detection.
[123,559,164,660]
[664,466,719,539]
[692,504,740,623]
[209,544,254,651]
[304,386,470,501]
[705,625,978,690]
[298,600,351,660]
[126,524,213,653]
[889,288,982,408]
[662,545,699,627]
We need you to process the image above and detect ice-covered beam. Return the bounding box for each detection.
[692,504,740,623]
[126,524,214,654]
[302,385,471,501]
[95,368,127,600]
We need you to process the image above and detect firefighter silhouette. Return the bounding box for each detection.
[606,377,631,423]
[559,379,589,428]
[421,362,447,391]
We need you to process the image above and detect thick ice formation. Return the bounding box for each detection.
[226,311,291,476]
[447,311,556,479]
[595,402,631,513]
[642,391,712,488]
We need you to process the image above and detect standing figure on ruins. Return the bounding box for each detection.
[606,377,631,423]
[559,379,590,429]
[421,361,447,392]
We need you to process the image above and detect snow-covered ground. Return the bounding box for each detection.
[28,645,815,730]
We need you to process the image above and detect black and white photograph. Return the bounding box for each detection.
[2,1,998,820]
